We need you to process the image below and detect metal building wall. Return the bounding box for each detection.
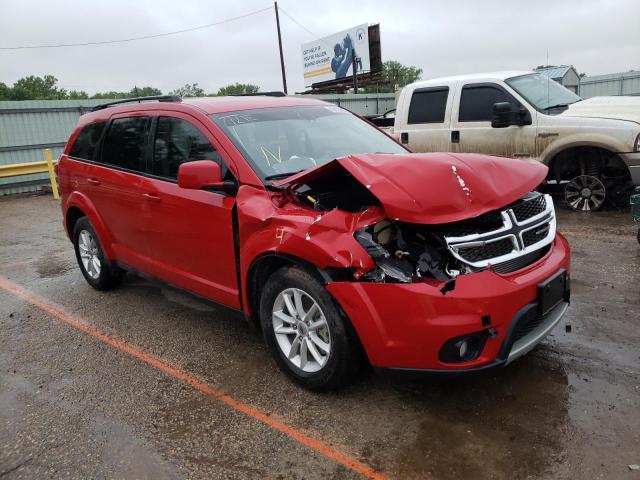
[0,95,396,195]
[0,99,112,195]
[578,71,640,99]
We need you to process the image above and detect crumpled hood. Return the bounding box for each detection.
[273,152,547,224]
[561,96,640,124]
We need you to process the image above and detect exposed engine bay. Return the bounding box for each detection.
[277,159,556,285]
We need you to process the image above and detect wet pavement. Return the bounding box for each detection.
[1,194,639,479]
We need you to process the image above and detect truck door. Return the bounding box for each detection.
[450,82,537,158]
[399,86,452,152]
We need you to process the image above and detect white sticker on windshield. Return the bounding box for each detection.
[325,106,345,114]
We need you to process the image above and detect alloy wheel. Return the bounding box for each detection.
[272,288,331,373]
[78,230,101,279]
[564,175,606,211]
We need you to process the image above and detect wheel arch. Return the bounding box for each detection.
[544,143,630,183]
[65,191,116,258]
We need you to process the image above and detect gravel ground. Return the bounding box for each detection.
[0,193,638,479]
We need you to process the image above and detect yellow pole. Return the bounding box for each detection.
[44,148,60,200]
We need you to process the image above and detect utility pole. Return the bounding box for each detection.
[274,2,288,94]
[352,55,358,93]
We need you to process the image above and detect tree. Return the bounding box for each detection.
[91,86,162,99]
[378,61,422,92]
[0,82,10,101]
[68,90,89,99]
[7,75,68,100]
[169,83,205,97]
[215,83,260,96]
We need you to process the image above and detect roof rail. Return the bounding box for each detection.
[91,95,182,112]
[229,91,286,97]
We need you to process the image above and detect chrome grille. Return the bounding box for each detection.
[444,193,556,271]
[512,195,546,222]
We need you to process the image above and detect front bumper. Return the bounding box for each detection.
[619,152,640,186]
[327,233,570,371]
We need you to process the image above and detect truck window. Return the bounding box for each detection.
[152,117,230,181]
[69,121,107,161]
[407,87,449,124]
[459,85,519,122]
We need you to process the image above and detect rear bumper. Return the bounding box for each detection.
[327,233,570,371]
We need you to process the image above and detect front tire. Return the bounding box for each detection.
[73,217,122,290]
[260,266,359,391]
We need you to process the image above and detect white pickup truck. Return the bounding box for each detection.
[388,71,640,211]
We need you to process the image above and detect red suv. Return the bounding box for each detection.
[58,94,570,390]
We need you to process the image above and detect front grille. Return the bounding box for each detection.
[523,224,551,247]
[512,195,546,222]
[443,193,556,271]
[490,245,550,274]
[457,237,514,262]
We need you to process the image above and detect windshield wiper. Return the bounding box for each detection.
[542,103,571,111]
[264,170,304,181]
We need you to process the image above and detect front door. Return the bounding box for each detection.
[141,113,240,308]
[450,83,537,158]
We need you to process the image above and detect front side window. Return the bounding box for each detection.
[506,73,582,112]
[459,86,519,122]
[152,117,230,180]
[408,87,449,124]
[69,121,107,161]
[101,117,149,171]
[210,105,406,182]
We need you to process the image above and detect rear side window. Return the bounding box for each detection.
[459,85,519,122]
[408,87,449,124]
[152,117,230,180]
[101,117,149,171]
[69,122,107,161]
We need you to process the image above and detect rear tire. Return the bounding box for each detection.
[260,266,359,391]
[73,217,122,290]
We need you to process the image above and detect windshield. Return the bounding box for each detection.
[210,105,406,182]
[506,73,582,111]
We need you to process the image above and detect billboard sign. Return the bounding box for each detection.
[301,24,370,86]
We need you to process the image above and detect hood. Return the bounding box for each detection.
[560,96,640,124]
[273,153,547,224]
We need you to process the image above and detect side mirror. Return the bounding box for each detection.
[492,102,532,128]
[177,160,237,195]
[491,102,513,128]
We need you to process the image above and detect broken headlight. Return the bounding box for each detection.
[354,220,461,283]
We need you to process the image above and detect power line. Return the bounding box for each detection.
[277,6,331,47]
[0,6,272,50]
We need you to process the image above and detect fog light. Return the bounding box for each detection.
[439,331,489,363]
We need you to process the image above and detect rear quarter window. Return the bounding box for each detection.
[407,87,449,124]
[69,122,107,161]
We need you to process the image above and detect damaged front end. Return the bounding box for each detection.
[353,191,556,286]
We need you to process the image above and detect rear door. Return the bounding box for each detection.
[141,113,240,308]
[450,82,537,157]
[84,114,155,272]
[399,86,452,152]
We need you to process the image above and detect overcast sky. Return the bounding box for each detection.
[1,0,638,95]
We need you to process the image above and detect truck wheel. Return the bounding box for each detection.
[564,175,606,211]
[260,266,359,391]
[73,217,122,290]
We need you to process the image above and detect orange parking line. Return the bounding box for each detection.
[0,275,388,480]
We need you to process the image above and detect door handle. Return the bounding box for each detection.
[142,193,161,203]
[87,178,100,186]
[451,131,460,143]
[400,132,409,144]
